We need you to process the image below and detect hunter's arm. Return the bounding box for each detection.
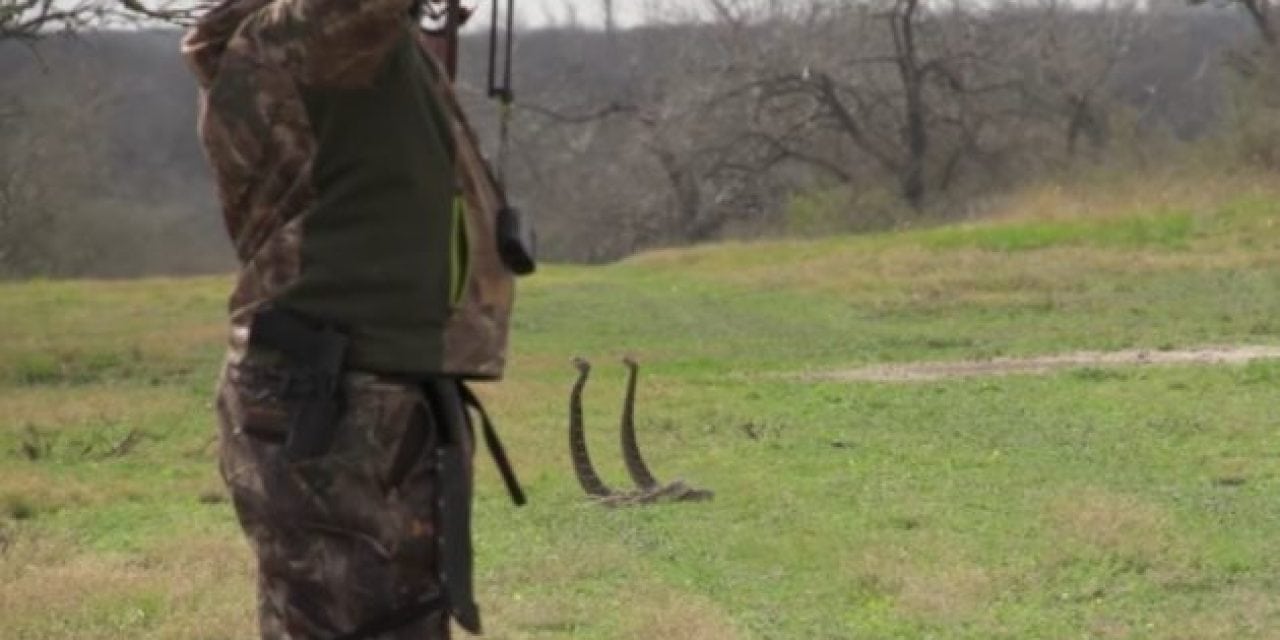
[240,0,411,87]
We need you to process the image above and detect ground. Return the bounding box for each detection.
[2,175,1279,638]
[810,345,1280,382]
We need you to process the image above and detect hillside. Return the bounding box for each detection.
[2,173,1280,638]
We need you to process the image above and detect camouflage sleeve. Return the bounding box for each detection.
[241,0,410,87]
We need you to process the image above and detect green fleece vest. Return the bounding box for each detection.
[278,31,465,375]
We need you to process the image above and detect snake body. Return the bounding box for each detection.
[620,357,661,490]
[569,357,714,507]
[569,357,614,498]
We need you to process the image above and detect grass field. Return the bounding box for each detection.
[2,176,1280,639]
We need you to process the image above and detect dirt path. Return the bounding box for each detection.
[808,345,1280,383]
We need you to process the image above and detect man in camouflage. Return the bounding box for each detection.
[183,1,521,637]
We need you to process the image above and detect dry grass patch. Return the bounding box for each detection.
[0,465,99,517]
[895,562,995,624]
[482,580,742,640]
[1046,488,1178,563]
[844,544,996,625]
[616,585,744,640]
[1157,588,1280,640]
[479,542,637,636]
[711,244,1271,308]
[986,165,1280,225]
[0,531,255,639]
[1207,456,1256,488]
[808,345,1280,383]
[1087,616,1137,639]
[0,385,197,433]
[478,537,744,639]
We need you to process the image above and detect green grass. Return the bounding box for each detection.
[919,211,1196,252]
[2,190,1280,638]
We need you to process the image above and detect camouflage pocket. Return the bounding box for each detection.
[222,360,294,445]
[215,363,453,635]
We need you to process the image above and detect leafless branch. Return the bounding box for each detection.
[518,100,639,125]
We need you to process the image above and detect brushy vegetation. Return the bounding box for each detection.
[2,169,1279,638]
[4,4,1277,274]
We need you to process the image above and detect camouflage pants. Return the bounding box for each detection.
[216,356,475,639]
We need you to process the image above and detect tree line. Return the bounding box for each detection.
[0,0,1274,275]
[504,0,1271,261]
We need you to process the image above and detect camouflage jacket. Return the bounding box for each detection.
[183,0,515,379]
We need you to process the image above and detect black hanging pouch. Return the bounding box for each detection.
[248,307,350,463]
[497,205,537,276]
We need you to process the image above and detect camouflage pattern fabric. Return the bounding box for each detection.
[216,354,472,639]
[188,2,518,635]
[183,0,515,379]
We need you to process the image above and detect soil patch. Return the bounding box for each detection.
[809,345,1280,383]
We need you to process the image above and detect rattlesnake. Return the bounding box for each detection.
[569,357,713,506]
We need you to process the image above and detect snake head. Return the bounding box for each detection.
[622,355,639,370]
[572,357,591,373]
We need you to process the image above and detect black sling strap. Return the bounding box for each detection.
[459,382,527,507]
[338,380,525,640]
[431,379,482,634]
[382,381,525,508]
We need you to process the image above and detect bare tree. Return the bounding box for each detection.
[1,0,194,43]
[0,0,109,42]
[1015,0,1145,157]
[602,0,615,39]
[0,1,198,276]
[121,1,197,22]
[721,0,1030,209]
[505,0,1170,255]
[1191,0,1276,44]
[508,6,789,255]
[0,56,118,276]
[0,1,108,275]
